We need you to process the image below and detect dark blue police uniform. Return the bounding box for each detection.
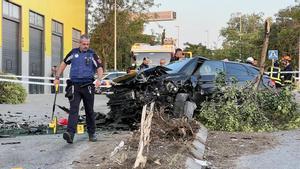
[64,48,102,136]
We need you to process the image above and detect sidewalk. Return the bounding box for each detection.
[0,94,110,126]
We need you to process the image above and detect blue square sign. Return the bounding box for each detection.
[268,50,278,60]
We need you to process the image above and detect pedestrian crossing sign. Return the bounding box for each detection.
[268,50,278,60]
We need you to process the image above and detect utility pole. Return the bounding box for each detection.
[239,13,242,60]
[298,36,300,87]
[114,0,117,70]
[85,0,89,35]
[205,30,209,48]
[176,26,180,48]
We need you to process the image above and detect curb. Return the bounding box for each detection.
[185,122,208,169]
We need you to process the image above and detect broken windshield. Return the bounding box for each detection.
[165,58,192,74]
[135,52,172,67]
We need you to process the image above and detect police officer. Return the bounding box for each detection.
[54,35,103,144]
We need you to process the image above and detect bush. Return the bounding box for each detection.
[196,73,299,132]
[0,73,27,104]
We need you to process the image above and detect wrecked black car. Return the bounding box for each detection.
[105,57,274,129]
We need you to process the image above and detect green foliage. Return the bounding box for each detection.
[268,5,300,67]
[196,73,299,132]
[89,0,155,70]
[0,73,27,104]
[184,42,213,58]
[184,5,300,67]
[219,13,265,61]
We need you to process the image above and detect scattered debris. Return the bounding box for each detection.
[242,137,252,140]
[0,135,10,138]
[1,141,21,145]
[98,105,200,169]
[153,159,161,165]
[110,140,125,158]
[72,161,81,164]
[194,159,209,166]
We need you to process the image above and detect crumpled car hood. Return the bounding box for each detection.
[112,66,172,85]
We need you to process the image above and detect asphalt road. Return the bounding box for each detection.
[235,91,300,169]
[0,131,130,169]
[236,129,300,169]
[0,94,113,169]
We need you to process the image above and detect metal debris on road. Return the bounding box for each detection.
[1,141,21,145]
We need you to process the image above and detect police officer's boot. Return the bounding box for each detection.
[88,133,97,142]
[63,131,74,144]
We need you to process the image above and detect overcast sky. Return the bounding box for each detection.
[144,0,298,49]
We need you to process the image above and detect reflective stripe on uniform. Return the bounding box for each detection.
[270,66,282,84]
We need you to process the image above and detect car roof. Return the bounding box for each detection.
[192,56,210,61]
[105,71,126,74]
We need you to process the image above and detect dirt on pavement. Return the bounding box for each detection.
[74,112,201,169]
[204,131,278,169]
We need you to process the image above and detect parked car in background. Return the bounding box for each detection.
[95,71,126,94]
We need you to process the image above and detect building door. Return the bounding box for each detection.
[51,35,62,67]
[29,11,44,94]
[29,27,44,94]
[51,21,63,67]
[2,19,19,74]
[51,20,63,93]
[2,1,20,74]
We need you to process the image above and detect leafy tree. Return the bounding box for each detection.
[269,5,300,67]
[220,13,265,61]
[89,0,155,70]
[184,42,213,58]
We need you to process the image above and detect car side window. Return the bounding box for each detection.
[197,61,224,76]
[105,74,116,80]
[247,66,259,76]
[225,63,248,77]
[181,59,198,75]
[111,73,119,79]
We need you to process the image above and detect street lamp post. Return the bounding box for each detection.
[114,0,117,70]
[237,12,242,60]
[205,30,209,48]
[175,26,180,48]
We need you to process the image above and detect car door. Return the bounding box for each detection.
[192,60,224,102]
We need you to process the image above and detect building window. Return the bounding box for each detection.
[52,20,63,35]
[3,0,20,20]
[29,11,44,28]
[72,29,81,48]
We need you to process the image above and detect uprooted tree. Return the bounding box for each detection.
[197,73,299,132]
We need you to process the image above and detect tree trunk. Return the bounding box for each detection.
[255,18,271,90]
[133,102,155,168]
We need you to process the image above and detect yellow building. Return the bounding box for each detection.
[0,0,86,93]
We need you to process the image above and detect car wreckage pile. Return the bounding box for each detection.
[104,66,199,130]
